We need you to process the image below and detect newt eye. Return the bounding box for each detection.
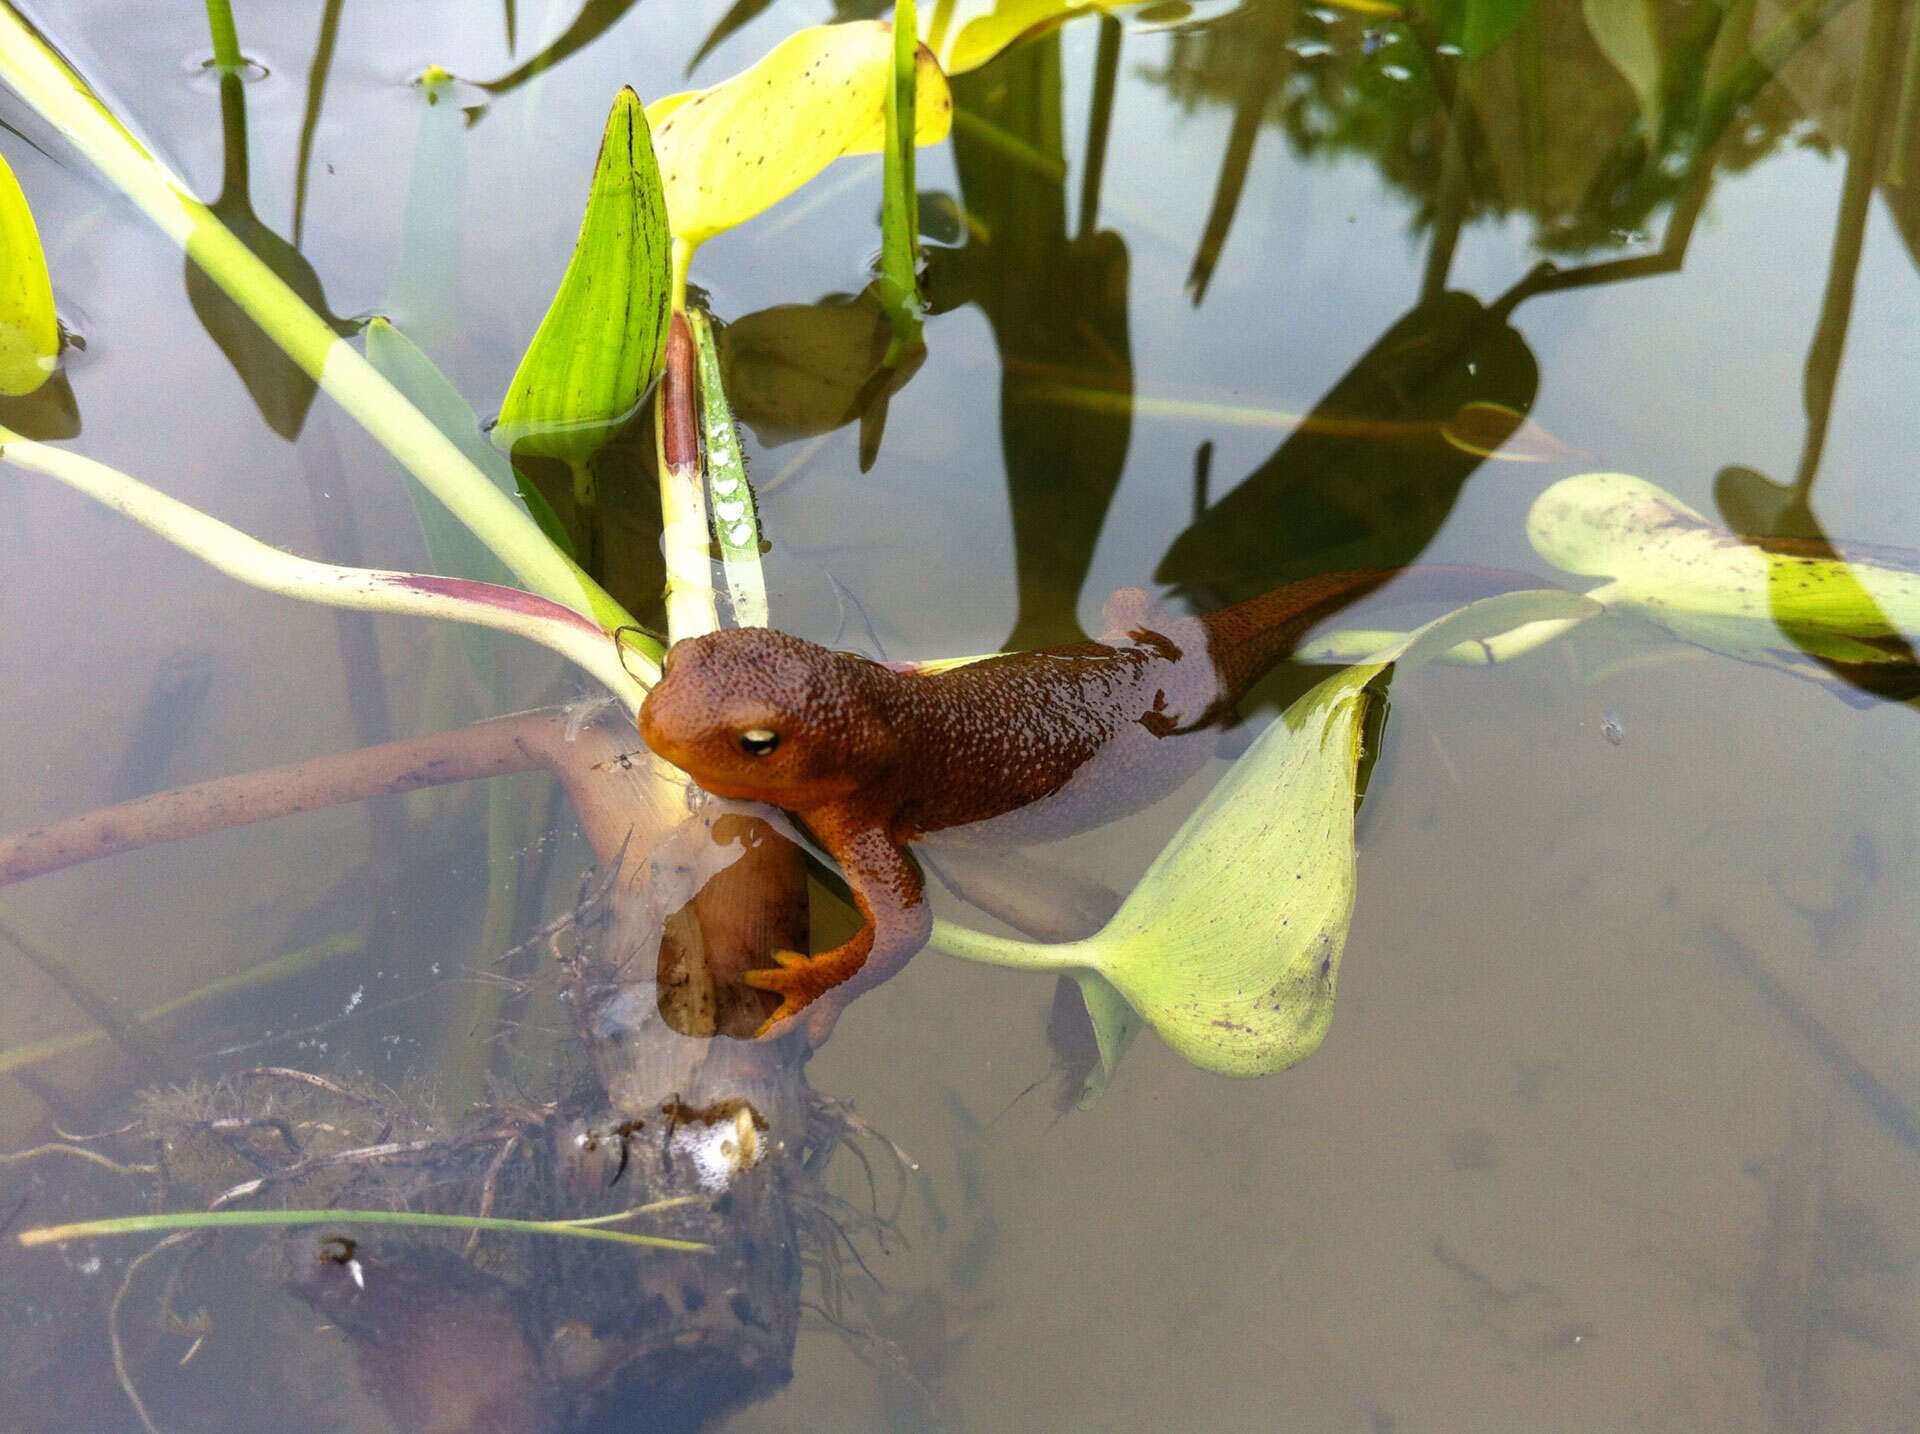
[736,728,780,757]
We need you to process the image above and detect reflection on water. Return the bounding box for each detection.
[4,0,1920,1430]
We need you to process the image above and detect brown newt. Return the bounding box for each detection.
[638,567,1528,1041]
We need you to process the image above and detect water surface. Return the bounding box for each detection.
[4,1,1919,1430]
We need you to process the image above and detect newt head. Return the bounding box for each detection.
[637,627,896,808]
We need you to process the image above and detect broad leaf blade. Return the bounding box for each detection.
[494,86,671,463]
[0,146,58,396]
[1529,473,1920,663]
[647,21,953,247]
[1085,661,1385,1077]
[1087,588,1589,1076]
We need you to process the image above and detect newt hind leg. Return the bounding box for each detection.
[744,931,875,1037]
[743,818,929,1042]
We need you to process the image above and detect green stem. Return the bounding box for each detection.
[1077,15,1121,240]
[291,0,343,243]
[878,0,923,354]
[204,0,241,71]
[0,936,356,1077]
[928,916,1086,972]
[17,1207,710,1252]
[0,426,652,710]
[950,106,1067,181]
[687,308,768,628]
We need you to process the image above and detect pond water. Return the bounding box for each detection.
[4,0,1920,1430]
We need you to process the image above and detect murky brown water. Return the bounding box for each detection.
[4,1,1920,1430]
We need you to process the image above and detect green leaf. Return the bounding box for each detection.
[0,146,58,396]
[1529,473,1920,666]
[494,86,671,464]
[646,21,953,249]
[933,589,1595,1079]
[367,318,582,696]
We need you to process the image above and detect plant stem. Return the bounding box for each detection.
[1792,0,1902,500]
[878,0,923,357]
[17,1206,710,1252]
[0,427,650,709]
[687,308,768,628]
[0,937,357,1077]
[656,312,719,642]
[0,712,564,890]
[1890,0,1920,186]
[927,916,1085,972]
[0,906,181,1078]
[203,0,241,70]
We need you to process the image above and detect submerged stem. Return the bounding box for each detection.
[18,1206,710,1252]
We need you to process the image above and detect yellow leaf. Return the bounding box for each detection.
[647,21,952,248]
[0,147,58,396]
[939,0,1124,76]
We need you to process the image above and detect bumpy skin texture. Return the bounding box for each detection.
[638,569,1498,1040]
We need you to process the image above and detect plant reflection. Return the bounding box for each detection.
[189,55,354,440]
[1715,0,1919,703]
[937,30,1135,648]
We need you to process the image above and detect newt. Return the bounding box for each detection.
[638,566,1528,1041]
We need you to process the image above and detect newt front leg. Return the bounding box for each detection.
[744,815,931,1043]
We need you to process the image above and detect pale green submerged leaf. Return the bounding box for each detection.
[647,21,953,249]
[495,87,671,463]
[934,588,1593,1082]
[368,319,569,578]
[0,146,57,396]
[1528,472,1920,665]
[1581,0,1664,138]
[367,318,581,695]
